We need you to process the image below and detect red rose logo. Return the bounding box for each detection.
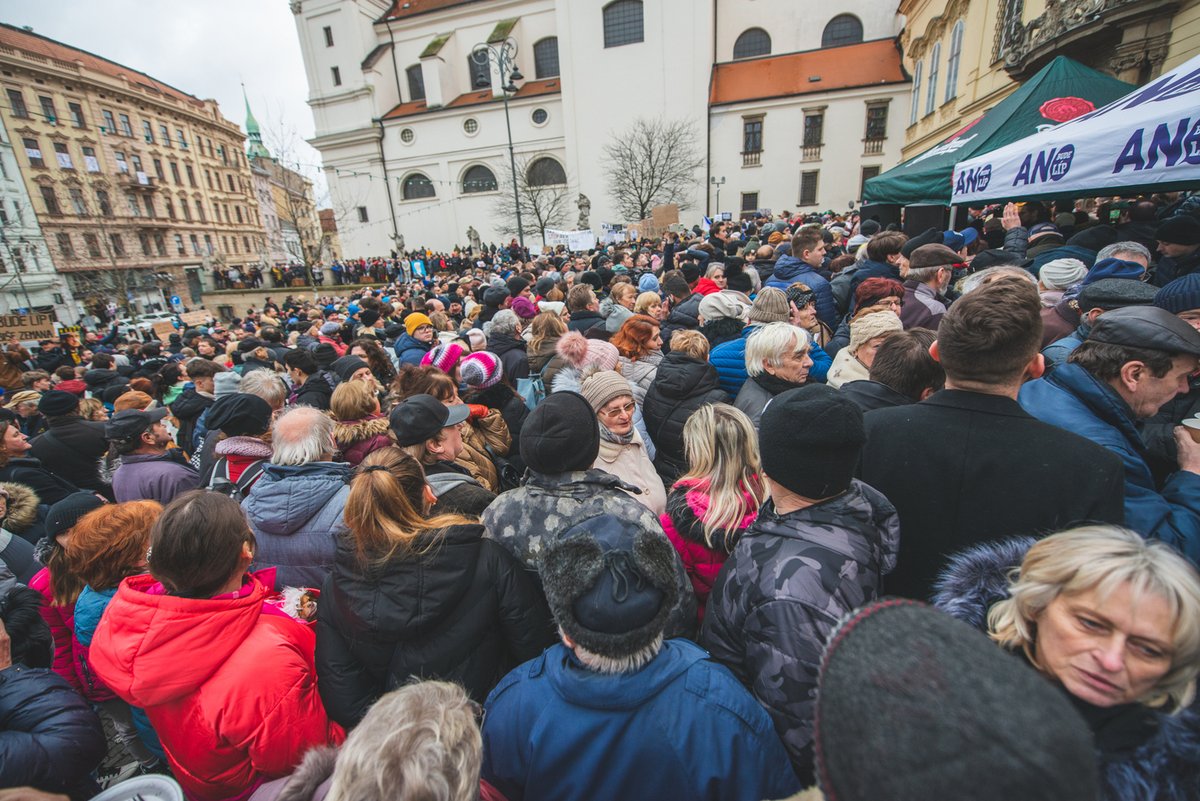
[1039,97,1095,123]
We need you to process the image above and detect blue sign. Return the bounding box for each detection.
[170,295,181,306]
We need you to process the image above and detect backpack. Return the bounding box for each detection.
[207,457,266,503]
[516,366,547,411]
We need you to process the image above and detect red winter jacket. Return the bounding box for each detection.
[88,572,344,801]
[29,567,109,699]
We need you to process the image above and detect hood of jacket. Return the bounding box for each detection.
[652,352,722,400]
[0,481,39,534]
[489,331,526,357]
[664,294,701,328]
[544,638,706,709]
[525,468,644,497]
[665,478,758,551]
[332,415,389,446]
[243,462,351,536]
[770,254,813,283]
[83,368,122,390]
[393,332,431,355]
[930,537,1035,631]
[89,572,272,707]
[170,387,214,420]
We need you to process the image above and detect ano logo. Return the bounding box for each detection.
[955,163,992,195]
[1013,144,1075,186]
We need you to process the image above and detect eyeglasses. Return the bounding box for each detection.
[599,401,636,419]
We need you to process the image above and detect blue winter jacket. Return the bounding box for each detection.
[764,256,837,327]
[1019,363,1200,565]
[243,461,351,588]
[710,324,831,396]
[1040,321,1090,371]
[481,639,801,801]
[393,332,431,366]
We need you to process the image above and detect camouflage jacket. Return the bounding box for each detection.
[482,468,698,639]
[700,479,899,784]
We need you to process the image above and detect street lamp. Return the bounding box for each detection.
[472,38,525,250]
[710,176,726,217]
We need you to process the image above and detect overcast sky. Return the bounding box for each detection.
[0,0,327,201]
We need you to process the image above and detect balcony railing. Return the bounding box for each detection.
[742,150,761,167]
[801,143,822,161]
[863,138,885,155]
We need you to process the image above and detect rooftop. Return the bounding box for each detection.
[382,77,560,121]
[0,23,206,109]
[709,38,908,107]
[378,0,489,23]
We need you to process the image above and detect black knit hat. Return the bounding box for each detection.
[519,391,599,474]
[760,385,865,499]
[311,342,338,367]
[507,276,530,297]
[815,600,1098,801]
[535,276,556,297]
[332,355,370,383]
[1156,214,1200,246]
[206,393,272,437]
[38,390,79,417]
[44,492,106,541]
[540,513,679,659]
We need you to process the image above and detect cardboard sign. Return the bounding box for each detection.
[153,321,176,342]
[179,310,210,327]
[0,312,56,342]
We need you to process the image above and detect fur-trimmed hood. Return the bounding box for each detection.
[332,415,390,445]
[0,481,40,535]
[254,745,336,801]
[931,536,1034,631]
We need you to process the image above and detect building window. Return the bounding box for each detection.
[68,102,85,127]
[118,113,133,137]
[195,199,205,222]
[462,164,498,193]
[190,234,201,255]
[822,14,863,47]
[533,37,560,78]
[69,186,87,215]
[204,235,213,254]
[127,193,141,217]
[205,170,213,190]
[7,89,28,118]
[160,123,170,146]
[153,158,165,180]
[527,157,567,187]
[740,192,758,213]
[227,174,235,192]
[177,129,187,148]
[81,146,100,172]
[331,66,342,87]
[186,165,196,187]
[357,206,369,222]
[399,127,415,144]
[96,189,112,217]
[860,166,881,200]
[909,60,923,125]
[800,170,819,205]
[181,198,192,221]
[925,42,940,116]
[101,109,116,133]
[144,196,155,218]
[532,108,549,125]
[169,161,181,184]
[23,138,43,168]
[110,233,126,257]
[165,198,175,219]
[323,25,334,47]
[742,117,763,166]
[803,112,824,146]
[38,95,56,123]
[139,232,152,256]
[56,232,75,258]
[114,151,129,173]
[945,21,964,103]
[865,103,888,145]
[54,142,73,169]
[39,185,61,216]
[469,50,491,89]
[733,28,771,59]
[404,65,425,103]
[131,154,144,176]
[155,233,166,257]
[463,118,479,135]
[401,173,435,200]
[603,0,644,48]
[235,206,243,223]
[174,234,185,255]
[142,120,153,143]
[86,233,103,258]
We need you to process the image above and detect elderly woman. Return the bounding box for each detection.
[934,526,1200,801]
[611,314,664,406]
[635,291,665,321]
[580,370,666,515]
[733,321,812,430]
[826,276,906,357]
[601,283,638,333]
[785,283,833,348]
[826,308,905,389]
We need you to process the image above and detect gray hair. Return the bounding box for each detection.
[1097,241,1152,265]
[744,322,808,377]
[271,405,334,466]
[327,680,481,801]
[239,370,289,410]
[488,309,520,337]
[959,266,1038,295]
[571,631,664,675]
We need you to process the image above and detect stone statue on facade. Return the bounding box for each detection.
[467,225,482,253]
[576,193,591,230]
[391,232,405,253]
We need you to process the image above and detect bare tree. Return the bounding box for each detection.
[601,118,704,222]
[490,155,572,243]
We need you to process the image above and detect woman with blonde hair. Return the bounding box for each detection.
[526,311,568,391]
[601,282,638,333]
[934,525,1200,800]
[634,291,665,320]
[316,449,553,727]
[660,404,763,623]
[643,329,727,485]
[330,379,391,467]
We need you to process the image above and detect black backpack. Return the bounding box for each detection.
[207,457,266,503]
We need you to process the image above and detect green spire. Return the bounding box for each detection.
[243,84,271,161]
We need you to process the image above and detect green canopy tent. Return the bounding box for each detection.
[863,56,1133,207]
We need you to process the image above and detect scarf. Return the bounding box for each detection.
[753,371,807,397]
[598,421,635,446]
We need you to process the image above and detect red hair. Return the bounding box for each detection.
[67,501,162,591]
[855,277,905,310]
[611,315,661,362]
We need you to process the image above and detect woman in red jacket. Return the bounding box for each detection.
[88,490,344,801]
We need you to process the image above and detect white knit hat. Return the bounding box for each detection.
[849,310,904,353]
[1039,258,1088,291]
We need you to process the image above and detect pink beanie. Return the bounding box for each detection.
[421,342,466,374]
[510,296,538,320]
[460,351,504,389]
[555,331,619,371]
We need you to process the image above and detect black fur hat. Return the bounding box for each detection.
[0,578,53,668]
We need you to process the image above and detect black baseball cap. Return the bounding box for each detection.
[388,393,470,446]
[105,407,168,441]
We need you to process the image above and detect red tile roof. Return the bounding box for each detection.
[0,23,205,109]
[383,78,560,120]
[709,39,908,107]
[378,0,491,22]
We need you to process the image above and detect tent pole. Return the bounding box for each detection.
[948,204,958,230]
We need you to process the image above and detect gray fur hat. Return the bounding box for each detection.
[540,513,679,659]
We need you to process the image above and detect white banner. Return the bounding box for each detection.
[952,54,1200,204]
[544,229,597,251]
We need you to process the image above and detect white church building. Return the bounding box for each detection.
[291,0,910,255]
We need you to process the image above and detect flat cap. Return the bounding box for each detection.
[1087,306,1200,354]
[1076,278,1158,312]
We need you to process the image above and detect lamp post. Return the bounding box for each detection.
[710,176,726,218]
[472,38,525,250]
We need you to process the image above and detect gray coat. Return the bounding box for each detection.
[244,462,351,589]
[701,480,899,785]
[733,376,773,430]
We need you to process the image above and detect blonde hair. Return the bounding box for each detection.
[327,680,481,801]
[669,329,709,360]
[988,525,1200,712]
[634,292,661,315]
[330,379,379,422]
[611,283,637,304]
[677,404,765,550]
[528,311,567,354]
[78,398,106,421]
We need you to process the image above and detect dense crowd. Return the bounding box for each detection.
[1,196,1200,801]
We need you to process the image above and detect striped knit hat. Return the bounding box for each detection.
[460,351,504,389]
[421,342,466,374]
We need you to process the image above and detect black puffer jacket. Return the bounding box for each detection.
[315,524,555,728]
[661,293,702,350]
[488,331,530,387]
[28,416,111,500]
[642,353,728,485]
[169,387,214,456]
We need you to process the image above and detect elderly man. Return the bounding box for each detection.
[243,405,350,587]
[486,310,529,388]
[734,321,813,430]
[481,512,800,801]
[1020,306,1200,564]
[106,407,199,504]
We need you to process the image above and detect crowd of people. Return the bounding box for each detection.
[2,196,1200,801]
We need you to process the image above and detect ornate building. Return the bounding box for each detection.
[0,23,265,319]
[899,0,1200,160]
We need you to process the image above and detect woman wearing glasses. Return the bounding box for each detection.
[580,370,666,515]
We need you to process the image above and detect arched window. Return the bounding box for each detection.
[527,157,566,187]
[462,164,498,193]
[944,21,964,103]
[925,42,940,116]
[469,49,491,89]
[533,37,560,79]
[402,173,435,200]
[406,64,425,102]
[733,28,771,59]
[909,60,923,125]
[822,14,863,47]
[603,0,644,48]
